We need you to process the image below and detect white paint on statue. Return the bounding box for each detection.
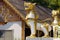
[26,11,35,19]
[26,10,50,37]
[37,23,48,35]
[27,20,36,34]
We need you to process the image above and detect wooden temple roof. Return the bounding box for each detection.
[7,0,53,21]
[0,0,25,22]
[0,0,53,23]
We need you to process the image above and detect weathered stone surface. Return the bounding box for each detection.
[26,37,40,40]
[26,37,53,40]
[26,37,60,40]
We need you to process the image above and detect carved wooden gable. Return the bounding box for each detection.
[0,1,21,22]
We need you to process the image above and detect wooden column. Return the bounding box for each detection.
[22,21,25,40]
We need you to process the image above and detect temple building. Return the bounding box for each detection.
[0,0,54,40]
[0,0,25,40]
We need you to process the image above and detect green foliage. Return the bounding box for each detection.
[48,0,60,10]
[27,0,60,10]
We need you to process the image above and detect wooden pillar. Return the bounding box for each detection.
[22,21,25,40]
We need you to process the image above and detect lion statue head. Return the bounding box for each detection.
[24,2,36,11]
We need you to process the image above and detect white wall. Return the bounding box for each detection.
[0,21,22,40]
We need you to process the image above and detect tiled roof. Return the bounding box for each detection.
[7,0,26,17]
[0,0,53,23]
[7,0,52,21]
[35,5,52,20]
[34,5,53,23]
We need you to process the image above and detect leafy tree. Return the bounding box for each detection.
[26,0,60,10]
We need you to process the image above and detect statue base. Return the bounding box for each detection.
[26,37,60,40]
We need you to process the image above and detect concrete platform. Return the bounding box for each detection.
[26,37,60,40]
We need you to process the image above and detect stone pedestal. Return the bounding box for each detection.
[26,37,39,40]
[26,37,60,40]
[26,37,53,40]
